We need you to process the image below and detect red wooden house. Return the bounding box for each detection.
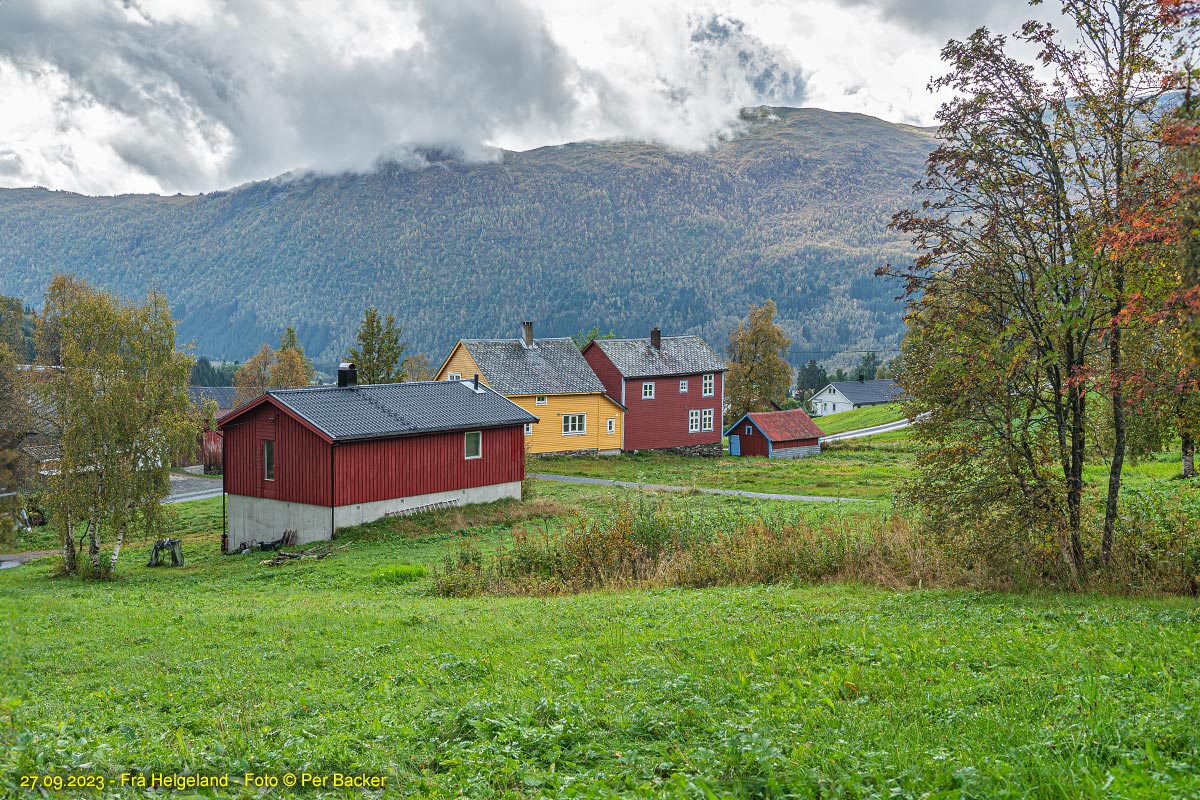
[724,408,825,459]
[217,364,536,550]
[582,329,726,452]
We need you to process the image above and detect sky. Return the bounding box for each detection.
[0,0,1049,196]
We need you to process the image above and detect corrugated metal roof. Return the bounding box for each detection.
[461,338,607,395]
[263,380,537,442]
[745,409,825,442]
[827,379,902,405]
[590,336,726,378]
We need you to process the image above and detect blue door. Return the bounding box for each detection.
[728,435,740,456]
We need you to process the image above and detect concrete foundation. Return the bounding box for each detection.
[226,481,523,550]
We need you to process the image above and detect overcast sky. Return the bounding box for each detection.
[0,0,1048,196]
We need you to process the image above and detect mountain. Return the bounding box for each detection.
[0,107,934,369]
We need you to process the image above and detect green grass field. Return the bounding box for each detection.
[4,436,1199,798]
[810,403,906,435]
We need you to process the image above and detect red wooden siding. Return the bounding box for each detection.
[739,421,771,456]
[333,426,525,506]
[223,399,332,506]
[582,346,625,404]
[620,372,722,450]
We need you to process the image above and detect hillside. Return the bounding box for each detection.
[0,107,934,366]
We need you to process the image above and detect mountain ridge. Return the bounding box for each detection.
[0,106,934,368]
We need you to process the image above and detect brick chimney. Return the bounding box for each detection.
[522,321,534,348]
[650,327,662,350]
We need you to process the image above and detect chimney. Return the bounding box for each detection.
[337,362,358,388]
[473,373,480,392]
[858,374,865,382]
[650,327,662,350]
[522,320,534,348]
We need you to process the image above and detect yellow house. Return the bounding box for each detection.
[435,324,625,455]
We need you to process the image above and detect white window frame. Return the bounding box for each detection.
[642,382,655,400]
[688,410,701,433]
[535,396,548,406]
[562,413,587,436]
[446,372,461,381]
[745,425,753,435]
[263,440,275,481]
[524,423,533,436]
[464,431,482,459]
[606,417,616,435]
[702,409,714,432]
[679,379,689,393]
[702,373,714,397]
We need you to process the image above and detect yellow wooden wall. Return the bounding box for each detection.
[435,342,623,453]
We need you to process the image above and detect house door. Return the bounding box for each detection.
[728,435,740,456]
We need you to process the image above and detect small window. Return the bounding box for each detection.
[446,372,461,381]
[562,413,586,435]
[688,409,701,433]
[745,425,752,435]
[606,418,616,434]
[702,373,714,397]
[464,431,482,459]
[679,379,689,393]
[536,396,548,406]
[263,440,275,481]
[702,409,714,432]
[642,382,655,400]
[524,423,533,436]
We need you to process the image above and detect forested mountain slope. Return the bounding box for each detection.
[0,107,934,366]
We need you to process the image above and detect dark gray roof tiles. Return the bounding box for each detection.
[460,338,607,395]
[590,336,726,378]
[263,380,537,442]
[828,379,903,405]
[188,386,237,409]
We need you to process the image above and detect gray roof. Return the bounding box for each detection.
[589,336,726,378]
[459,338,607,395]
[188,386,237,409]
[828,379,903,405]
[258,380,537,442]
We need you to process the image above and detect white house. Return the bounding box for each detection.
[810,379,902,416]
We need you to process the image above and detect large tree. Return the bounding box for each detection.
[233,327,315,405]
[37,275,196,576]
[885,0,1180,579]
[724,300,792,423]
[347,307,407,384]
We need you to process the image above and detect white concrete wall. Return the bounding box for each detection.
[225,481,524,550]
[332,482,522,529]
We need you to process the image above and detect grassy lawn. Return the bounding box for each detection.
[2,489,1199,798]
[811,403,905,435]
[536,439,914,500]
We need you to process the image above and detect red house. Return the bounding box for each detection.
[582,329,726,453]
[724,408,825,459]
[217,365,536,550]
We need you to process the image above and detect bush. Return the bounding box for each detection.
[372,563,428,585]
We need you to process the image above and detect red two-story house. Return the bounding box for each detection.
[582,329,726,453]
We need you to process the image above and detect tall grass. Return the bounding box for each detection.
[433,493,952,597]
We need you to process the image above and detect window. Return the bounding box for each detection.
[262,440,275,481]
[702,373,715,396]
[524,423,533,436]
[606,418,616,434]
[702,409,714,431]
[745,425,753,435]
[642,382,655,400]
[688,410,701,433]
[679,379,689,393]
[562,413,586,435]
[464,431,482,459]
[446,372,461,381]
[535,396,548,406]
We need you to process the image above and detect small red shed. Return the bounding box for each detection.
[724,408,825,459]
[217,365,537,550]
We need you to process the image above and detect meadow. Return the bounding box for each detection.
[2,436,1198,798]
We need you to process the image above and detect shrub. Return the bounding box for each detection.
[372,563,428,585]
